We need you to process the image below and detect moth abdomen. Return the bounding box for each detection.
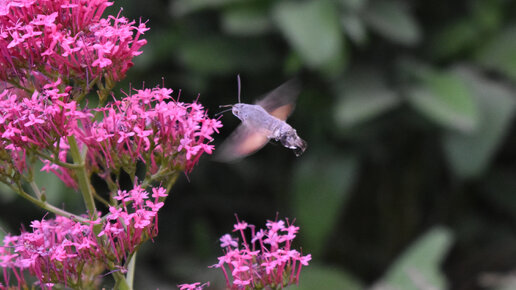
[277,129,307,157]
[293,138,307,156]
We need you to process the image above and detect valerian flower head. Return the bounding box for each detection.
[79,87,222,176]
[0,216,104,289]
[0,79,90,175]
[211,217,311,290]
[0,186,168,289]
[0,83,221,187]
[0,0,147,94]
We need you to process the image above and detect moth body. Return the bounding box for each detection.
[233,103,280,134]
[232,103,306,156]
[215,78,307,162]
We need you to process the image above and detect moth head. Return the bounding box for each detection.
[232,103,247,121]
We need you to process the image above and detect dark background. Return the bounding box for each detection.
[3,0,516,289]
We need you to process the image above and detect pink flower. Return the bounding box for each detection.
[213,217,311,289]
[0,186,169,288]
[233,221,248,231]
[282,224,300,241]
[0,82,90,179]
[0,216,103,289]
[0,0,147,91]
[152,187,167,199]
[79,87,222,175]
[178,282,210,290]
[0,82,220,188]
[220,234,238,248]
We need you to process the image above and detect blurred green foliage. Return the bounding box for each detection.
[374,227,453,289]
[3,0,516,289]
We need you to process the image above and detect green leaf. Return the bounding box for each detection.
[221,6,272,36]
[334,70,400,127]
[292,264,363,289]
[406,69,479,132]
[363,0,421,45]
[476,26,516,82]
[375,227,453,290]
[470,0,503,32]
[292,152,358,256]
[431,1,502,60]
[443,67,516,178]
[431,20,479,59]
[341,14,368,45]
[273,0,346,71]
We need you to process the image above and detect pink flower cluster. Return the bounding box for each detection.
[0,82,221,186]
[0,0,224,289]
[0,186,168,289]
[0,216,102,289]
[211,218,312,289]
[98,186,167,261]
[0,79,90,173]
[0,0,147,88]
[81,87,222,174]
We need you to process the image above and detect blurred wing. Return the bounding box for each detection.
[214,124,269,162]
[255,79,301,121]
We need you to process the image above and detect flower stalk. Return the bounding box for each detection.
[68,135,98,220]
[8,182,88,222]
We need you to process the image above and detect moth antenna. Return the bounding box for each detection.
[237,74,241,103]
[219,104,233,108]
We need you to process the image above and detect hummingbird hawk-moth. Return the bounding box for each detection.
[215,76,307,162]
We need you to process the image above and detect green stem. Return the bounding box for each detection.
[126,252,136,288]
[8,183,88,222]
[93,191,111,208]
[141,168,179,189]
[113,271,131,290]
[29,180,42,199]
[36,150,83,169]
[67,136,98,219]
[75,76,100,103]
